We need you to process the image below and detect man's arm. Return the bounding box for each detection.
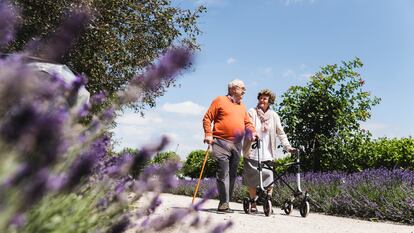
[202,98,218,144]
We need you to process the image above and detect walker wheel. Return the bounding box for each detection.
[299,200,310,217]
[283,201,293,215]
[243,197,250,214]
[263,199,272,216]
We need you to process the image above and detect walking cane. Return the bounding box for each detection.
[192,145,211,204]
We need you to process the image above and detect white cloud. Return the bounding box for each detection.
[162,101,206,116]
[226,57,236,64]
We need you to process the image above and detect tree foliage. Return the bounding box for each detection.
[152,151,180,165]
[6,0,205,112]
[277,58,381,171]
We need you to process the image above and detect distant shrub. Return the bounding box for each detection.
[182,150,217,179]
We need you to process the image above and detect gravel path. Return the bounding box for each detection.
[134,193,414,233]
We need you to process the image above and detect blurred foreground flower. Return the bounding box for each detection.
[0,2,215,232]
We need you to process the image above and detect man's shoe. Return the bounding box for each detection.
[217,202,233,213]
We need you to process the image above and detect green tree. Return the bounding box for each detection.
[152,151,180,165]
[7,0,205,113]
[277,58,380,171]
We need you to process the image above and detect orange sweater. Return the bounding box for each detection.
[203,96,255,142]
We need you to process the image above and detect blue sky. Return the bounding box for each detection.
[112,0,414,158]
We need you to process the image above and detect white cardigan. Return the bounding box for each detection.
[242,108,291,159]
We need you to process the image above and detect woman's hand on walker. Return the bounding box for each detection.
[287,147,298,153]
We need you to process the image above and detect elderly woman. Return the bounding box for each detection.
[242,89,296,213]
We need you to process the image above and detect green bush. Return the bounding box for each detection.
[182,150,217,179]
[318,136,414,172]
[367,137,414,170]
[152,151,181,165]
[182,150,245,179]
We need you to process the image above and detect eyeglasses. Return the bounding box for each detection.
[235,86,246,91]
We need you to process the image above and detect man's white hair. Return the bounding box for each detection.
[228,79,245,90]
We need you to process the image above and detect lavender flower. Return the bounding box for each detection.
[90,91,107,106]
[108,216,130,233]
[147,195,162,214]
[128,136,170,178]
[97,198,109,211]
[67,75,88,107]
[119,47,193,105]
[9,213,26,229]
[151,209,189,231]
[21,169,50,210]
[193,187,218,211]
[62,149,99,191]
[0,1,18,47]
[29,10,90,61]
[210,221,233,233]
[101,107,116,121]
[78,102,91,118]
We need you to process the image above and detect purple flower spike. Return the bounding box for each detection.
[78,102,91,118]
[120,47,193,105]
[0,1,19,47]
[71,75,87,92]
[63,151,98,191]
[97,198,109,211]
[0,104,38,144]
[102,107,116,121]
[9,213,26,229]
[148,195,162,213]
[139,47,192,90]
[90,91,107,106]
[3,163,32,188]
[46,174,66,191]
[34,10,90,61]
[152,209,189,231]
[193,187,217,211]
[108,216,130,233]
[21,169,50,210]
[63,135,110,190]
[210,221,233,233]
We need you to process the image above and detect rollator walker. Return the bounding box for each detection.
[243,139,311,217]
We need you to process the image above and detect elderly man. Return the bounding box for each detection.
[203,79,257,213]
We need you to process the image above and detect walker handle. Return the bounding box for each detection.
[252,139,261,149]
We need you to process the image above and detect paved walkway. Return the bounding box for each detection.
[129,193,414,233]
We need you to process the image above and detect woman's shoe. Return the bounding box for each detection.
[250,199,258,214]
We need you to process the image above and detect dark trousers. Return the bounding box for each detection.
[212,138,242,204]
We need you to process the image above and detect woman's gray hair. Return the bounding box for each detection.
[227,79,245,94]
